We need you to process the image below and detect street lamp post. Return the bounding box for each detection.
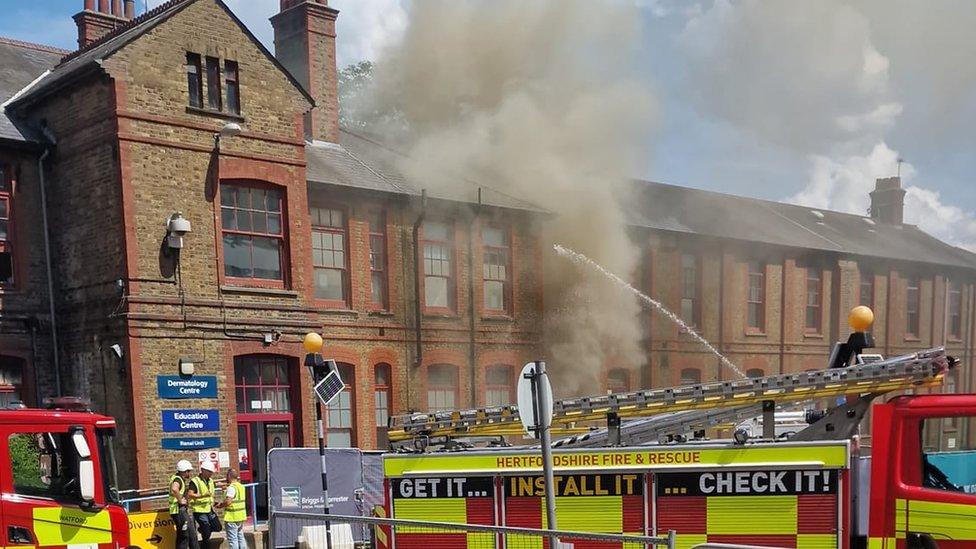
[303,332,333,549]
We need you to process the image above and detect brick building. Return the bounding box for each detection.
[0,0,972,494]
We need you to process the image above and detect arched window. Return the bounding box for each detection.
[485,365,514,406]
[0,357,23,407]
[427,364,458,411]
[679,368,701,385]
[746,368,765,379]
[607,368,630,393]
[374,364,392,448]
[326,363,356,447]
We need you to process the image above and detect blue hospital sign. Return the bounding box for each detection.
[162,410,220,432]
[161,437,221,450]
[157,376,218,399]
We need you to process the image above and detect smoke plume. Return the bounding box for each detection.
[363,0,656,394]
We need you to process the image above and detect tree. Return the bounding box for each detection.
[338,61,374,131]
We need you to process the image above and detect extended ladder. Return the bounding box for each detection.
[388,347,951,442]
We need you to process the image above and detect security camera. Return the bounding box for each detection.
[109,344,123,359]
[166,212,192,249]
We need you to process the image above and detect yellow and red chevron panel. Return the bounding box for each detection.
[655,470,839,549]
[390,476,496,549]
[503,474,645,549]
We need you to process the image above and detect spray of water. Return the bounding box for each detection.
[553,243,747,381]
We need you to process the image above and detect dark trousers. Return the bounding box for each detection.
[195,512,213,549]
[172,508,200,549]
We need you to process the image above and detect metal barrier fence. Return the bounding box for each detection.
[121,482,265,527]
[272,512,676,549]
[689,545,784,549]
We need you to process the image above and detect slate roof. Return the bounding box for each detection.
[625,180,976,269]
[306,129,548,213]
[0,38,64,144]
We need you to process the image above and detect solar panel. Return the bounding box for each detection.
[314,369,345,407]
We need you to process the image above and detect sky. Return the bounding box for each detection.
[3,0,976,250]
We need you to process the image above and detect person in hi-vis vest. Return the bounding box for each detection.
[169,460,199,549]
[188,461,217,549]
[218,469,247,549]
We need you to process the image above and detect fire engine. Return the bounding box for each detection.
[379,310,976,549]
[0,397,131,548]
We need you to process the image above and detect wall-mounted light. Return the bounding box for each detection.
[178,357,195,378]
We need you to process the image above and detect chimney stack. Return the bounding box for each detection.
[869,176,906,225]
[74,0,134,49]
[271,0,340,144]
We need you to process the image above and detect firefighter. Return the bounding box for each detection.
[218,468,247,549]
[170,460,199,549]
[188,461,218,549]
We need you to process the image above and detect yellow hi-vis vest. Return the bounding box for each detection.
[223,481,246,523]
[189,476,215,514]
[168,475,186,515]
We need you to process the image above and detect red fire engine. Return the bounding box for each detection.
[0,397,131,548]
[382,310,975,548]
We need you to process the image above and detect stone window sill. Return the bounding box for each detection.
[220,285,298,298]
[186,106,245,123]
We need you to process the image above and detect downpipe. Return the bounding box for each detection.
[37,144,62,396]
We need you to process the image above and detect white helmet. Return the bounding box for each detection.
[200,461,217,473]
[176,460,193,472]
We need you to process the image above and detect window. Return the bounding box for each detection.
[0,165,12,285]
[607,368,630,393]
[234,356,291,413]
[482,226,511,313]
[206,56,222,111]
[374,364,392,448]
[949,280,963,339]
[186,53,202,108]
[907,276,921,337]
[9,431,85,502]
[679,368,701,385]
[0,357,23,408]
[485,366,513,407]
[747,261,765,330]
[680,254,700,327]
[368,211,388,308]
[310,207,348,303]
[326,363,355,447]
[427,364,458,411]
[746,368,765,379]
[423,221,454,310]
[919,415,975,493]
[225,60,240,115]
[859,271,874,308]
[806,267,822,332]
[221,184,285,283]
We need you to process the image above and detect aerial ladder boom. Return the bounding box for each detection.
[388,347,952,444]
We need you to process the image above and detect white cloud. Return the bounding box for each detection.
[790,142,976,251]
[790,142,909,215]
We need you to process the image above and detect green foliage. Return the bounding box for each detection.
[9,434,44,489]
[338,61,375,131]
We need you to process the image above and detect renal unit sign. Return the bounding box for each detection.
[158,376,217,399]
[162,410,220,432]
